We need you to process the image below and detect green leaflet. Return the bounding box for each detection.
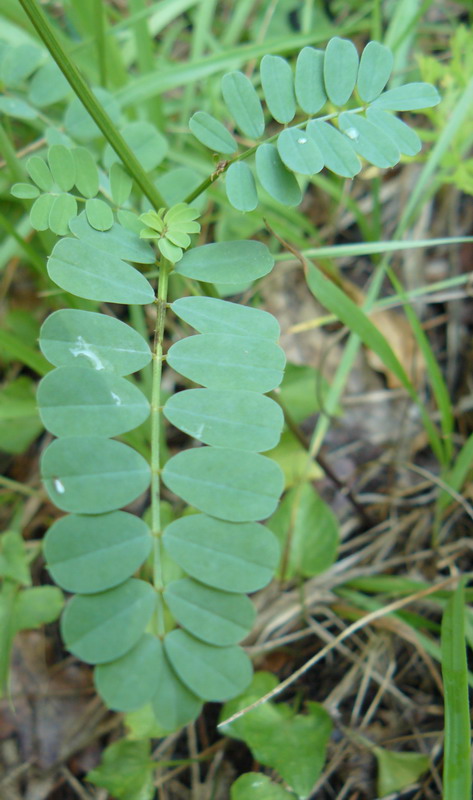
[69,212,155,263]
[225,161,258,212]
[11,183,40,199]
[323,37,359,106]
[163,514,280,593]
[260,54,296,124]
[307,120,361,178]
[41,436,151,514]
[151,648,202,731]
[165,629,253,701]
[162,447,284,522]
[164,578,255,646]
[47,237,155,303]
[166,333,285,393]
[231,773,295,800]
[1,42,43,87]
[39,310,152,375]
[366,108,422,156]
[109,163,132,206]
[48,144,76,192]
[85,198,114,231]
[30,193,55,231]
[189,111,237,154]
[61,578,156,664]
[295,47,326,114]
[175,240,274,284]
[27,155,54,192]
[163,389,284,451]
[171,296,280,339]
[72,147,99,198]
[338,112,400,168]
[371,82,440,110]
[95,634,163,712]
[221,71,265,138]
[0,96,37,119]
[255,143,302,206]
[44,511,152,594]
[357,41,393,102]
[48,193,78,235]
[277,127,324,175]
[37,366,150,437]
[28,60,71,107]
[103,120,168,171]
[64,88,121,142]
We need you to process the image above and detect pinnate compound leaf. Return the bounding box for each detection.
[175,240,274,285]
[47,237,155,304]
[163,514,279,593]
[151,648,202,730]
[225,161,258,212]
[48,144,76,192]
[268,483,339,579]
[163,389,284,451]
[48,193,78,235]
[295,46,326,114]
[366,108,421,156]
[37,366,150,437]
[87,739,154,800]
[277,127,324,175]
[357,41,393,102]
[162,447,284,522]
[85,197,114,231]
[260,54,295,124]
[69,212,155,263]
[323,37,359,106]
[61,578,156,664]
[26,156,53,191]
[103,120,168,171]
[165,629,252,701]
[110,162,132,206]
[11,183,40,199]
[95,634,163,712]
[255,143,302,206]
[371,82,440,110]
[338,112,400,168]
[72,146,99,198]
[41,436,151,514]
[231,773,296,800]
[29,193,55,230]
[44,511,152,594]
[189,111,237,154]
[307,120,361,178]
[221,71,265,138]
[39,309,152,375]
[171,296,280,339]
[166,333,285,393]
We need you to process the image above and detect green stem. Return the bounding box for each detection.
[94,0,108,88]
[0,121,25,183]
[150,259,170,636]
[17,0,166,209]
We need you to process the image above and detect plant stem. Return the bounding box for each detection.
[150,258,170,636]
[0,121,25,183]
[17,0,166,209]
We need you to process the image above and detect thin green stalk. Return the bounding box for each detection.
[150,259,170,636]
[0,121,25,183]
[17,0,166,209]
[94,0,108,88]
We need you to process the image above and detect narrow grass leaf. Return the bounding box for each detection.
[260,54,296,124]
[39,309,152,375]
[72,146,100,197]
[441,581,471,800]
[95,634,163,712]
[48,193,78,236]
[162,447,284,522]
[357,41,393,102]
[221,71,265,138]
[37,366,150,437]
[85,198,114,231]
[277,127,324,175]
[189,111,237,154]
[307,120,361,177]
[437,433,473,513]
[295,47,326,114]
[61,578,156,664]
[225,161,258,212]
[47,237,155,303]
[164,579,255,646]
[255,144,302,206]
[175,240,274,284]
[165,629,252,701]
[366,108,421,156]
[48,145,76,192]
[371,82,440,110]
[338,112,400,168]
[323,37,359,106]
[163,389,284,451]
[171,296,280,339]
[41,436,151,514]
[167,333,285,393]
[163,514,279,593]
[44,511,152,594]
